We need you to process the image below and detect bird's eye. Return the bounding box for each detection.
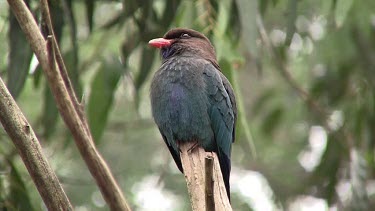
[180,33,191,39]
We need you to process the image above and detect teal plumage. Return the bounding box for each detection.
[149,28,237,200]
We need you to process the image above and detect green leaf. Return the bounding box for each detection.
[85,0,95,32]
[258,0,280,15]
[349,149,370,210]
[216,0,230,35]
[58,1,81,98]
[64,50,82,97]
[174,0,195,27]
[88,55,124,143]
[49,0,65,42]
[230,62,257,158]
[32,65,42,88]
[8,161,35,211]
[259,0,269,15]
[252,88,275,114]
[42,83,59,139]
[213,32,243,63]
[227,1,241,41]
[161,0,182,27]
[311,134,343,203]
[261,107,283,135]
[123,0,141,19]
[134,47,156,107]
[334,0,354,27]
[7,8,33,99]
[219,59,233,83]
[285,0,297,46]
[232,0,258,57]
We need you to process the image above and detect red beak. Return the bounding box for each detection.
[148,38,172,48]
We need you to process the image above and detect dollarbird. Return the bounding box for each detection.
[149,28,237,200]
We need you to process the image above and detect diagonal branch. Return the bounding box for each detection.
[0,77,73,210]
[40,0,86,127]
[7,0,131,210]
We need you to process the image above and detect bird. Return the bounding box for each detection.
[148,28,237,200]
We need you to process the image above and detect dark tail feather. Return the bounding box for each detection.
[218,149,231,202]
[160,133,183,173]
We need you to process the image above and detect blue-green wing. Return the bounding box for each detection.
[203,63,236,200]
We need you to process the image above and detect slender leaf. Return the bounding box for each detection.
[261,107,283,135]
[50,0,64,42]
[85,0,95,32]
[63,0,80,97]
[259,0,269,15]
[216,0,230,35]
[32,65,42,88]
[311,133,343,203]
[350,149,370,210]
[174,0,195,27]
[8,161,35,211]
[252,88,275,114]
[7,6,33,99]
[88,56,124,143]
[230,61,257,158]
[219,59,233,84]
[64,50,82,97]
[227,1,241,42]
[42,83,59,139]
[234,0,258,57]
[134,47,156,106]
[161,0,182,28]
[121,34,140,62]
[334,0,354,27]
[285,0,297,46]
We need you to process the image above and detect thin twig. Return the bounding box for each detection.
[40,0,86,126]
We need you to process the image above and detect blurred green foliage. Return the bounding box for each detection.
[1,0,375,210]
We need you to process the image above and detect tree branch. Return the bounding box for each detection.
[179,142,232,211]
[0,77,73,210]
[7,0,131,210]
[40,0,86,125]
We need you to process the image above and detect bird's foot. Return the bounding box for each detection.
[187,141,199,154]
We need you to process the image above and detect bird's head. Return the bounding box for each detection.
[148,28,218,66]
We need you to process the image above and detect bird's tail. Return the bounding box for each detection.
[218,149,231,202]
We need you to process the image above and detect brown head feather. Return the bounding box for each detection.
[161,28,220,70]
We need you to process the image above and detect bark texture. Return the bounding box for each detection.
[0,77,73,210]
[179,142,232,211]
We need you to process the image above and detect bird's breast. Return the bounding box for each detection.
[150,57,213,144]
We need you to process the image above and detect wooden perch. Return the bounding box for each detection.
[205,156,215,211]
[179,142,232,211]
[0,78,73,210]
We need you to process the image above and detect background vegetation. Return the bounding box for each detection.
[1,0,375,210]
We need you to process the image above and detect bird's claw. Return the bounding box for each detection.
[187,141,199,154]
